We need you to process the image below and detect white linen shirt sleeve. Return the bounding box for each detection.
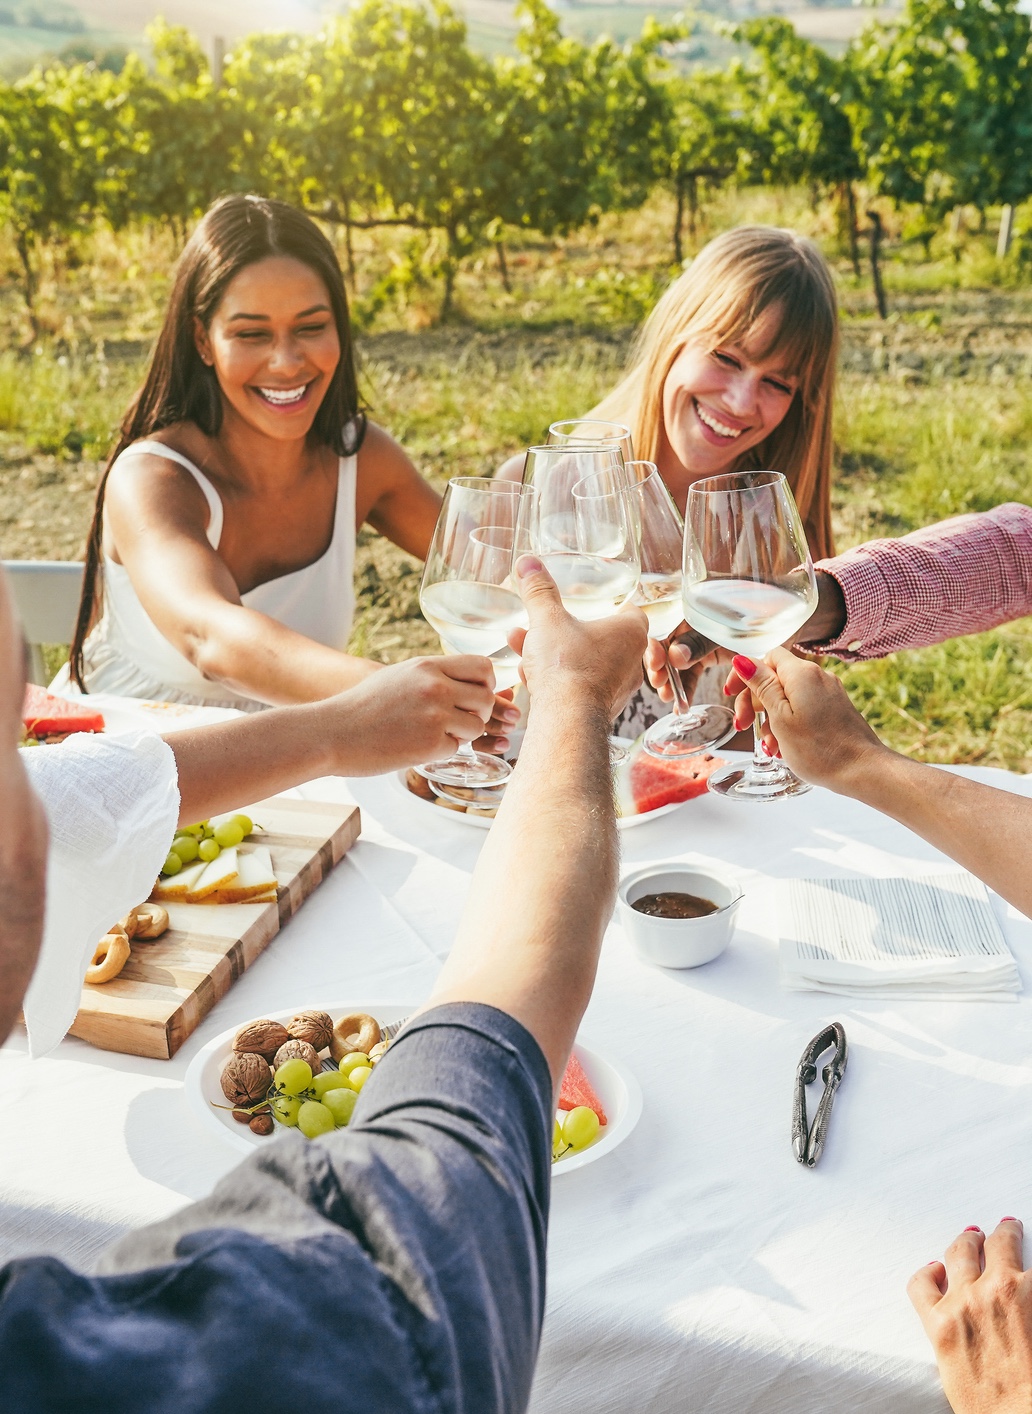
[21,729,180,1058]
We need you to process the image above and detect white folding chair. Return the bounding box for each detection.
[2,560,85,686]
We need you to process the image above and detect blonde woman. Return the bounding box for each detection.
[498,224,841,733]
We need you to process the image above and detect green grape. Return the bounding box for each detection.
[198,837,221,862]
[180,823,206,838]
[170,835,199,863]
[297,1100,335,1139]
[270,1095,301,1127]
[562,1106,600,1150]
[161,850,183,877]
[348,1065,373,1093]
[202,823,215,839]
[323,1088,357,1127]
[337,1052,370,1076]
[552,1118,564,1158]
[313,1071,351,1098]
[231,814,253,837]
[274,1058,313,1095]
[213,820,245,849]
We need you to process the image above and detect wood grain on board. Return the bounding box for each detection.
[69,795,360,1061]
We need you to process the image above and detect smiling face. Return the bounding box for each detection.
[659,305,799,486]
[195,256,341,442]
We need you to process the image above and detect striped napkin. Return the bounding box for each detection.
[779,873,1020,1000]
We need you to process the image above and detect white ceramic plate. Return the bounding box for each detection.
[185,1003,641,1174]
[85,694,243,737]
[393,769,684,832]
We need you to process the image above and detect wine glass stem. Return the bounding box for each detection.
[750,711,775,777]
[665,653,693,717]
[454,739,477,762]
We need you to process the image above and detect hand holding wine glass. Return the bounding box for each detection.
[683,470,818,802]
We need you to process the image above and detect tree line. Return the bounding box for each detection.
[1,0,1031,327]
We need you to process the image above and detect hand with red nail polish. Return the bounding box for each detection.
[723,646,889,796]
[909,1216,1032,1413]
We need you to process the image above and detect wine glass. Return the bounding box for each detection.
[548,419,634,468]
[625,461,736,760]
[517,446,640,620]
[417,477,527,790]
[683,470,818,802]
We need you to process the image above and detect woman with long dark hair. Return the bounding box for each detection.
[59,195,514,752]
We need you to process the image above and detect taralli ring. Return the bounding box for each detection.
[86,926,131,985]
[131,903,169,940]
[330,1012,382,1062]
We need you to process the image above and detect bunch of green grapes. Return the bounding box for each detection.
[267,1050,377,1139]
[161,813,254,877]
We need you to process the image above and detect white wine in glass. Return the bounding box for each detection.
[417,477,527,789]
[684,470,817,801]
[626,461,735,760]
[517,446,640,621]
[423,526,526,691]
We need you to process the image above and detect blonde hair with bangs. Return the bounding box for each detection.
[591,226,839,559]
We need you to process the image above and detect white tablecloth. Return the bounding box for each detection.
[4,708,1032,1414]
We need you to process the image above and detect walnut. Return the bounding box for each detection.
[273,1039,321,1075]
[232,1019,289,1062]
[286,1010,333,1052]
[220,1052,273,1107]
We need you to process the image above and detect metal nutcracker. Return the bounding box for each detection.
[792,1022,847,1167]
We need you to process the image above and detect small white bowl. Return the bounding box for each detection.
[618,864,743,970]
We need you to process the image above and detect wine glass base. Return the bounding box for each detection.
[643,704,737,760]
[430,780,507,808]
[415,751,512,790]
[707,759,812,803]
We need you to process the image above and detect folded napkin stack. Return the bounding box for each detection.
[779,873,1020,1000]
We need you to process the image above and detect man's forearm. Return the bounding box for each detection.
[842,750,1032,919]
[427,681,619,1084]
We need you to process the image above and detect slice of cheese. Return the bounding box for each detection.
[186,847,239,901]
[151,860,206,902]
[215,846,278,904]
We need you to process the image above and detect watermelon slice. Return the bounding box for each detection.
[559,1050,607,1125]
[22,684,105,739]
[621,747,725,816]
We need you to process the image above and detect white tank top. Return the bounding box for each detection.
[65,440,358,710]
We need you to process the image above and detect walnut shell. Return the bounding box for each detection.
[273,1039,321,1075]
[220,1052,273,1107]
[232,1019,289,1062]
[286,1010,333,1052]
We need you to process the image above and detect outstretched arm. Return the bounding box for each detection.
[734,647,1032,920]
[0,572,48,1046]
[426,555,648,1082]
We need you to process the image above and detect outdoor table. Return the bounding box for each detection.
[3,704,1032,1414]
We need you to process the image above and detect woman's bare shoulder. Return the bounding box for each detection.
[105,427,212,527]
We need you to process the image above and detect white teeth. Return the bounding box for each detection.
[258,384,308,405]
[696,402,743,438]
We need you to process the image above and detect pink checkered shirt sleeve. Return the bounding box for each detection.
[807,502,1032,660]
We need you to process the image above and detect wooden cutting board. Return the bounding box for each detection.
[69,795,361,1061]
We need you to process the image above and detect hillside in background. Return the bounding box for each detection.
[0,0,892,73]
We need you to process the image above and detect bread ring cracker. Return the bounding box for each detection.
[330,1012,381,1062]
[131,903,169,940]
[86,926,131,985]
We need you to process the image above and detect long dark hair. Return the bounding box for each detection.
[70,194,366,690]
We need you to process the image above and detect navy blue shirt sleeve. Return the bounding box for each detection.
[0,1003,554,1414]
